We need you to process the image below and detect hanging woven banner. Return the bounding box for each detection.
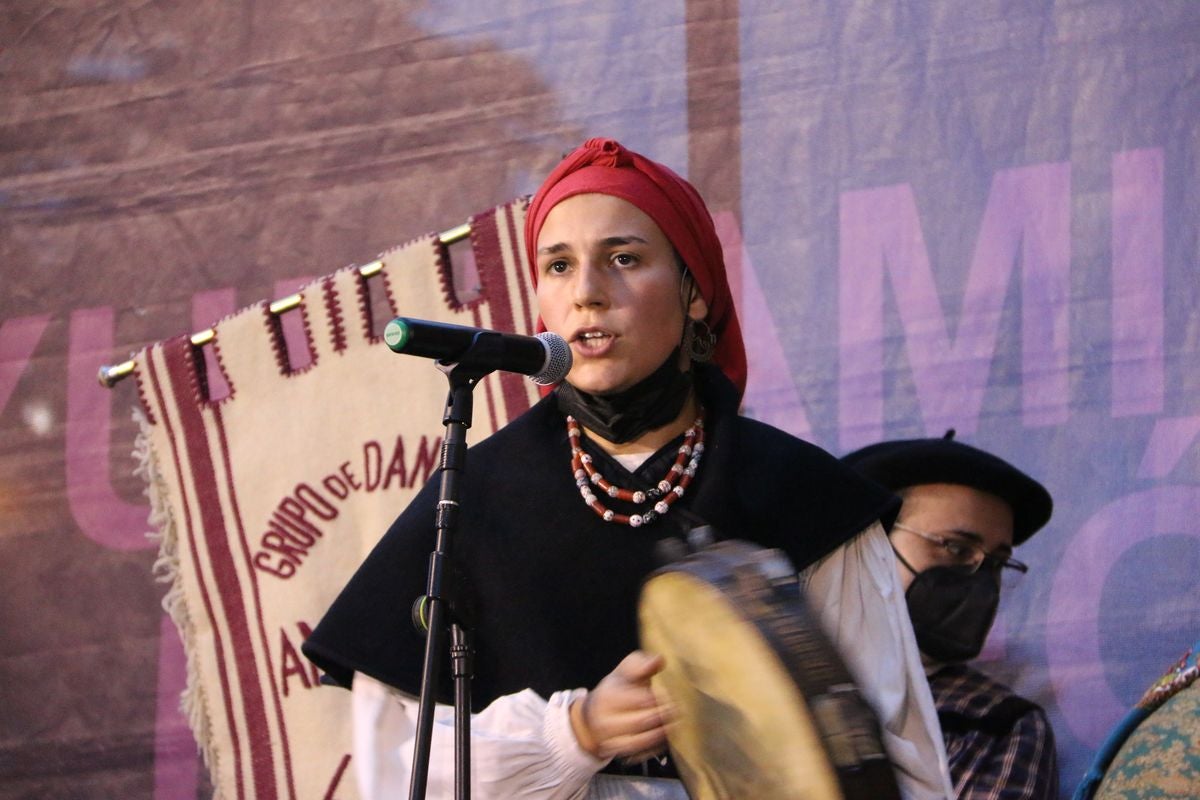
[133,199,535,799]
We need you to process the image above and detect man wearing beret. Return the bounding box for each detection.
[843,431,1058,800]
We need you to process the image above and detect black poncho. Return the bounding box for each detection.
[303,368,897,708]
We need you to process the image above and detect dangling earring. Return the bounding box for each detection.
[685,318,716,363]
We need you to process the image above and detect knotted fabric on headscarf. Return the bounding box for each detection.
[524,137,747,399]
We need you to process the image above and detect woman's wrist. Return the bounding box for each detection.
[569,690,602,757]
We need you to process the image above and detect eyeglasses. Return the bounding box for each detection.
[892,522,1029,576]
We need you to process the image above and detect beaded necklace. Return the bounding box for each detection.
[567,410,706,527]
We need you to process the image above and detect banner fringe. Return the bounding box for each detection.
[135,406,222,793]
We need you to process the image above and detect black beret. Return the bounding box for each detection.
[840,430,1053,545]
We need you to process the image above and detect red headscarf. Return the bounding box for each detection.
[524,138,747,398]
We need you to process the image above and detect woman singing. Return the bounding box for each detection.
[304,138,951,799]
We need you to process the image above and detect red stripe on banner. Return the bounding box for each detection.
[324,275,347,354]
[471,206,532,423]
[212,404,297,800]
[471,304,500,434]
[322,754,352,800]
[504,202,536,335]
[161,337,279,800]
[146,342,248,800]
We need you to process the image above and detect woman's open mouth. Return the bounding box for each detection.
[572,329,615,355]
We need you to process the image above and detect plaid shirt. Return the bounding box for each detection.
[930,663,1059,800]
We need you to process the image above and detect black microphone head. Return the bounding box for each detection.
[531,332,572,385]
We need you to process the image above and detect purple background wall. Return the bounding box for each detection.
[2,1,1197,796]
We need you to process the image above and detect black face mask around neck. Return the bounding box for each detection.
[555,350,693,444]
[893,548,1001,663]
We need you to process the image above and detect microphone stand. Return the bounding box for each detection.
[408,333,507,800]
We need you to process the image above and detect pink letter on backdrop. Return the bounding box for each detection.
[66,306,151,550]
[713,211,813,441]
[838,163,1070,449]
[1111,148,1164,418]
[1137,416,1200,480]
[0,314,51,414]
[1047,483,1200,747]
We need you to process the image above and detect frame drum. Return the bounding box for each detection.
[638,540,900,800]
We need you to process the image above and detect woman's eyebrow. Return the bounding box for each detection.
[538,235,649,255]
[600,235,649,247]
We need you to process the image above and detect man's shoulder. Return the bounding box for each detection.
[932,663,1049,737]
[931,663,1031,708]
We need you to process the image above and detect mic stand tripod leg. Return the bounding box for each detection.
[452,624,472,791]
[410,590,450,800]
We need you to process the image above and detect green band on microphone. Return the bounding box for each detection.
[383,318,410,352]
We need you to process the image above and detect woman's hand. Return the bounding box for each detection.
[569,650,671,762]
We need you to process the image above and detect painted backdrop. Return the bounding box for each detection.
[1,1,1197,797]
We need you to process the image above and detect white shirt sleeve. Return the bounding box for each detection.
[799,521,954,800]
[352,675,608,799]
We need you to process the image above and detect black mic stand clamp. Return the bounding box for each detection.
[408,332,509,800]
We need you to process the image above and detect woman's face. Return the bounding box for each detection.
[535,193,708,395]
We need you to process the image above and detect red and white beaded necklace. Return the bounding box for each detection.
[567,410,706,527]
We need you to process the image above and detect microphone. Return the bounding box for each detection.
[383,317,572,385]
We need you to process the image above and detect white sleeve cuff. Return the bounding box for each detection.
[352,674,610,800]
[543,689,612,784]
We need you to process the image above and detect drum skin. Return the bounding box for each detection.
[639,540,900,800]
